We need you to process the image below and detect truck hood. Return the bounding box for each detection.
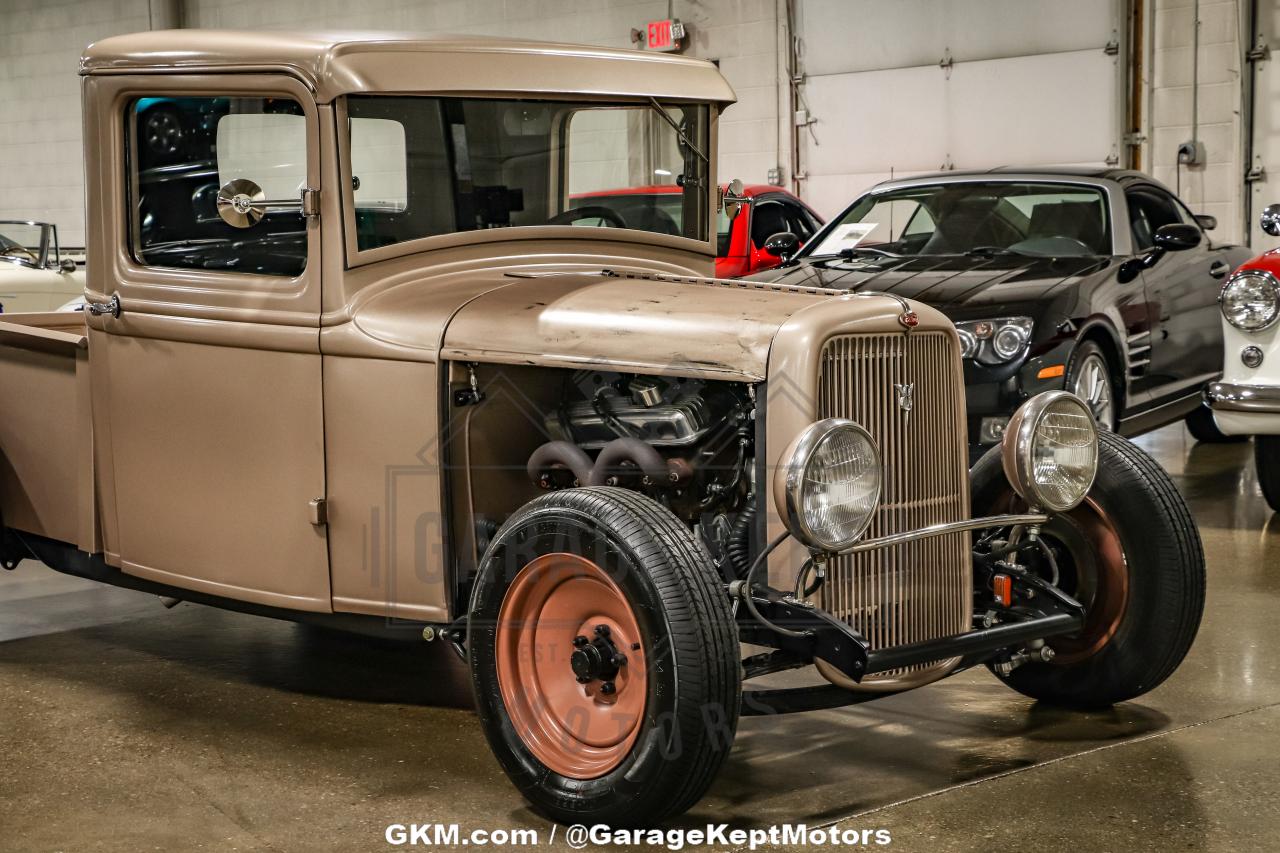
[436,270,837,381]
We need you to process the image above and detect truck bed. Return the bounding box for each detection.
[0,312,95,552]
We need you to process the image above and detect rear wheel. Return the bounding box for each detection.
[1185,403,1246,443]
[972,431,1205,707]
[1256,436,1280,512]
[468,487,739,826]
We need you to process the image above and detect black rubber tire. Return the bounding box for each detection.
[468,487,740,826]
[1185,403,1247,443]
[971,431,1205,707]
[1256,437,1280,512]
[1064,340,1117,431]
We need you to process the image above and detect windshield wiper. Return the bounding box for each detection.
[647,98,708,165]
[963,246,1030,258]
[837,246,900,259]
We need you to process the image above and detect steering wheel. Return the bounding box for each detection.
[0,245,37,263]
[548,205,628,229]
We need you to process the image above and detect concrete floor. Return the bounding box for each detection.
[1,424,1277,852]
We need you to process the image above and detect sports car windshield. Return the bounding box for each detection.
[344,96,711,252]
[808,181,1112,258]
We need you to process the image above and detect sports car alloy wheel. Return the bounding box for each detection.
[1071,352,1114,430]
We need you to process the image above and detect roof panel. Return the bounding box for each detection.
[80,30,737,105]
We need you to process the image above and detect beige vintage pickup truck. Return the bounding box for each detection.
[0,31,1205,826]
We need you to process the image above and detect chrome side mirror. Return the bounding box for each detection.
[216,179,316,228]
[1262,204,1280,238]
[721,178,753,221]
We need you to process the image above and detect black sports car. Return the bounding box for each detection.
[748,167,1255,456]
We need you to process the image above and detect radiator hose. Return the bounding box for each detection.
[726,500,755,580]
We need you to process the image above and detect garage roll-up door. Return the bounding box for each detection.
[794,0,1126,217]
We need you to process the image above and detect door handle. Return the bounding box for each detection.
[1209,260,1231,279]
[87,294,121,318]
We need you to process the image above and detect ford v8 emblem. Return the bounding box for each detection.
[898,311,919,329]
[894,382,915,423]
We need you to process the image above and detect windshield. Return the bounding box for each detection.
[0,223,49,268]
[346,96,711,253]
[570,190,735,257]
[808,181,1112,258]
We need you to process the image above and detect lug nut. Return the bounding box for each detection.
[600,681,616,695]
[572,635,588,647]
[576,675,591,684]
[611,653,627,667]
[594,624,611,637]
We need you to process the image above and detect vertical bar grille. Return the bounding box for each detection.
[816,332,970,685]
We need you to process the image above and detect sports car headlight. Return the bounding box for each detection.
[1002,391,1098,512]
[775,419,882,552]
[1220,269,1280,331]
[955,317,1033,364]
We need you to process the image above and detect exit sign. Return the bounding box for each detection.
[646,18,686,52]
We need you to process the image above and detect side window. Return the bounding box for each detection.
[130,97,308,276]
[1127,188,1185,251]
[750,200,791,248]
[782,202,816,241]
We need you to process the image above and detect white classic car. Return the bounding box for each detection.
[1208,204,1280,509]
[0,221,86,313]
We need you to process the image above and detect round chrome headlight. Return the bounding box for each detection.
[1221,269,1280,331]
[775,419,882,552]
[1002,391,1099,512]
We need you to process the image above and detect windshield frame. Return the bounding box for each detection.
[336,94,719,269]
[799,175,1128,261]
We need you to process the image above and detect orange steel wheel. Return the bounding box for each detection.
[1047,497,1129,665]
[495,553,647,779]
[988,491,1130,663]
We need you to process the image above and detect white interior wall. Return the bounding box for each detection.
[0,0,157,248]
[1146,0,1248,245]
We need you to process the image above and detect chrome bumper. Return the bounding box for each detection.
[1206,382,1280,414]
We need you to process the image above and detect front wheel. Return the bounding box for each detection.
[1066,342,1117,431]
[1256,436,1280,512]
[972,431,1205,707]
[468,487,740,826]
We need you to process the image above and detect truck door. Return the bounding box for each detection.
[84,77,329,611]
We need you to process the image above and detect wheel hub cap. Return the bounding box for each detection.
[569,626,625,685]
[494,553,647,779]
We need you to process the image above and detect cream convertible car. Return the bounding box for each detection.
[0,221,85,313]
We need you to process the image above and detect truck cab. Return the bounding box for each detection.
[5,31,735,620]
